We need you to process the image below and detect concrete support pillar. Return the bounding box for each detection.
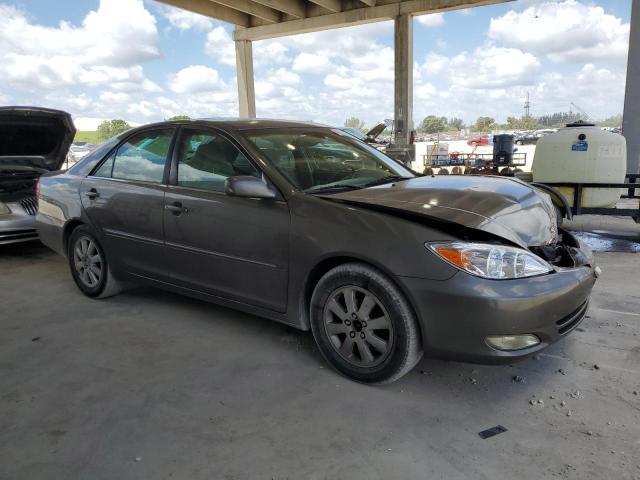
[235,37,256,118]
[393,14,413,147]
[623,0,640,173]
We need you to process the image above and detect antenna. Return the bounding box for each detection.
[524,92,530,117]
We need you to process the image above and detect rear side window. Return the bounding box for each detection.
[96,129,173,183]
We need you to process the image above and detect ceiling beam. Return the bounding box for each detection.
[308,0,343,13]
[212,0,281,23]
[156,0,250,26]
[358,0,376,6]
[251,0,307,18]
[234,0,512,41]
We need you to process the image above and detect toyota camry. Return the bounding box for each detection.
[36,119,597,384]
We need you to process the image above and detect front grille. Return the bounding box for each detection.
[20,196,38,216]
[556,301,589,335]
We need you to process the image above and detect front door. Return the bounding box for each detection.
[163,128,290,312]
[80,127,174,279]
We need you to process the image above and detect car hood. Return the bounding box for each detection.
[0,106,76,172]
[323,175,558,248]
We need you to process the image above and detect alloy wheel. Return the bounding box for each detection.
[323,286,394,367]
[73,236,103,288]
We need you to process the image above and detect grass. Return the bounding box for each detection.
[74,131,101,143]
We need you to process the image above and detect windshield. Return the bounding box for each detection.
[244,128,413,193]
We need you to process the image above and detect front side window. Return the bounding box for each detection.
[177,129,259,192]
[244,129,413,193]
[106,129,173,183]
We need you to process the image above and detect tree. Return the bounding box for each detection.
[474,116,496,133]
[448,117,464,130]
[419,115,447,134]
[97,119,131,141]
[506,115,538,130]
[166,115,191,121]
[344,117,365,130]
[598,114,623,127]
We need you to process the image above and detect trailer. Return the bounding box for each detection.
[534,173,640,223]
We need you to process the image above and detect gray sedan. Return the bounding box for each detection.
[37,119,596,383]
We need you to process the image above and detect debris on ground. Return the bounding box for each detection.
[31,337,41,342]
[469,378,477,384]
[557,368,566,375]
[569,390,582,399]
[512,375,526,383]
[530,398,544,407]
[478,425,507,439]
[586,431,594,436]
[567,410,573,417]
[560,401,567,407]
[593,364,600,370]
[135,457,142,462]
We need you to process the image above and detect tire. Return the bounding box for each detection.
[310,263,423,384]
[68,225,122,299]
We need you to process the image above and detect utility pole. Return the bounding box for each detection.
[524,92,530,118]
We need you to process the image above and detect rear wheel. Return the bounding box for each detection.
[310,263,422,384]
[68,225,121,298]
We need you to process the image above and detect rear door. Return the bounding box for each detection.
[80,127,175,280]
[163,127,290,312]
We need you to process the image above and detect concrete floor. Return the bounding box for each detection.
[1,231,639,480]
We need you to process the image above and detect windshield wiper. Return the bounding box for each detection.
[306,184,363,194]
[363,175,413,188]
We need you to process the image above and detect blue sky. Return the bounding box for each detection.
[0,0,631,129]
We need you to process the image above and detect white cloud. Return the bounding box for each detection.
[266,68,300,86]
[204,26,236,66]
[99,91,130,103]
[162,7,212,31]
[254,41,290,66]
[169,65,227,94]
[292,52,333,74]
[489,0,630,63]
[0,0,159,91]
[416,13,445,27]
[422,47,541,89]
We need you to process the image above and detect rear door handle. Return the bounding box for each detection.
[85,189,99,199]
[165,202,187,215]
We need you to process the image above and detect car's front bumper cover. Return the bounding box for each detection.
[400,264,596,363]
[0,199,39,245]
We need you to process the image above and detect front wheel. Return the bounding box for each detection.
[310,263,423,384]
[68,225,122,298]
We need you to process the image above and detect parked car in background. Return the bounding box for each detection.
[0,106,75,244]
[37,119,596,383]
[68,144,92,164]
[467,134,490,146]
[514,132,539,145]
[339,123,389,150]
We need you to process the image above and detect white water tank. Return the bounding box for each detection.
[532,122,627,208]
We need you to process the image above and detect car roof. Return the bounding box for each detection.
[118,118,331,138]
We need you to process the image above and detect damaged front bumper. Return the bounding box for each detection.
[400,231,597,363]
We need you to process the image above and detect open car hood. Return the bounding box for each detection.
[365,122,386,140]
[323,175,558,249]
[0,106,76,172]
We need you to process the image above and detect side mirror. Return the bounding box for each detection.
[224,176,276,199]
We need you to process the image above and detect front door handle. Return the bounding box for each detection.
[85,188,99,199]
[165,202,187,215]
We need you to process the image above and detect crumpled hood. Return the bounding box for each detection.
[0,106,76,172]
[324,175,558,248]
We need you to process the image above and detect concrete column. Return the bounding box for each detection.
[393,14,413,147]
[623,0,640,173]
[235,38,256,118]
